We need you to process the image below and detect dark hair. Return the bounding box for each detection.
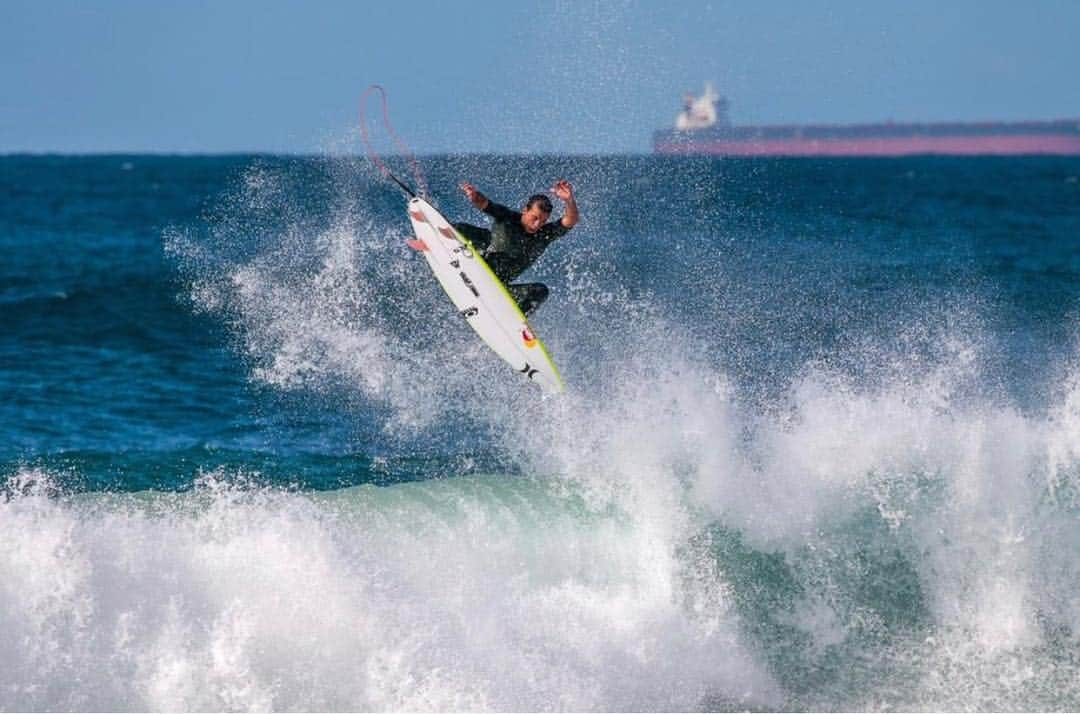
[524,194,553,214]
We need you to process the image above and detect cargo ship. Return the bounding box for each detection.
[653,83,1080,156]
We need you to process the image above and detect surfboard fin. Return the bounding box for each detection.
[406,238,429,251]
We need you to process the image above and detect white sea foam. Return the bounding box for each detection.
[0,468,776,711]
[484,320,1080,709]
[6,335,1080,709]
[154,159,1080,710]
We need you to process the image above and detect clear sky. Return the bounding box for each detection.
[2,0,1078,154]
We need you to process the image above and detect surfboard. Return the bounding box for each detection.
[406,197,564,393]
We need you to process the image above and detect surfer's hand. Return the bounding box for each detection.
[554,180,579,228]
[552,180,574,202]
[461,182,487,209]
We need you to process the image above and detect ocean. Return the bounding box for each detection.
[2,153,1079,711]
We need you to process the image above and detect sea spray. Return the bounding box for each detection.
[6,154,1080,710]
[0,468,777,710]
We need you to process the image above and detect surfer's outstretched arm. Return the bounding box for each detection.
[460,182,489,211]
[462,181,517,222]
[553,179,579,228]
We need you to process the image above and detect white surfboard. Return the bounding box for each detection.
[406,196,564,393]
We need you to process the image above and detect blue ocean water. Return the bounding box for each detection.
[2,153,1080,710]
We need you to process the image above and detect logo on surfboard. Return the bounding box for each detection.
[521,327,538,348]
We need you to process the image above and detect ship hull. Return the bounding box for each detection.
[654,120,1080,156]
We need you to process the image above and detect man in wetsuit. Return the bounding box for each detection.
[454,179,579,316]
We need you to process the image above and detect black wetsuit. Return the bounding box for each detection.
[454,201,571,316]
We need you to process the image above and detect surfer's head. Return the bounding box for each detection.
[520,194,553,234]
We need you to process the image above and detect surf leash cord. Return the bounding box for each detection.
[359,84,428,199]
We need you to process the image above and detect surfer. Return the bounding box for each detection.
[455,180,579,316]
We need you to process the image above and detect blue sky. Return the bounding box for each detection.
[2,0,1078,154]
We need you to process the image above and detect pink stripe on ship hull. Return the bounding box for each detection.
[656,135,1080,156]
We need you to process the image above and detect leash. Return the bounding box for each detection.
[358,84,428,199]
